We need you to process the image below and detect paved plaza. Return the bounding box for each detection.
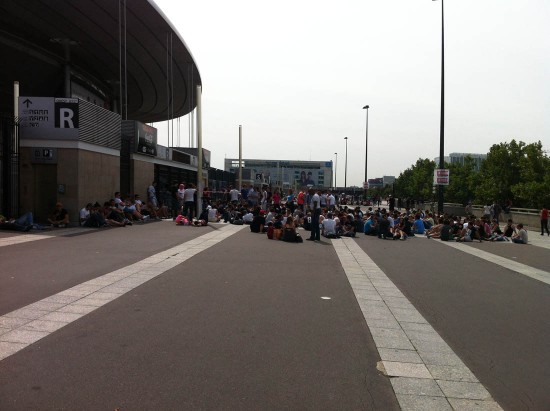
[0,220,548,410]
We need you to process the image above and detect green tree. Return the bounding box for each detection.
[445,156,479,205]
[394,159,436,202]
[510,141,550,208]
[476,140,550,208]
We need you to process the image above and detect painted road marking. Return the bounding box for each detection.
[429,239,550,286]
[0,224,246,362]
[332,238,502,410]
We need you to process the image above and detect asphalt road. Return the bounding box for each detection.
[0,221,549,410]
[0,223,398,410]
[355,235,550,411]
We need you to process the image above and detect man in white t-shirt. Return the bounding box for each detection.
[229,186,240,204]
[322,213,337,237]
[79,203,92,226]
[328,192,336,211]
[183,184,197,220]
[207,206,220,222]
[307,189,322,241]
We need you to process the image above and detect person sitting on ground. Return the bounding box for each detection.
[102,202,127,227]
[134,194,158,220]
[322,212,338,238]
[82,203,109,228]
[438,219,453,241]
[106,199,131,225]
[426,221,444,239]
[363,214,378,236]
[80,203,92,226]
[48,202,69,227]
[192,208,209,226]
[342,216,356,237]
[455,224,473,242]
[378,214,393,239]
[121,196,148,222]
[480,217,492,240]
[281,215,303,243]
[242,209,254,224]
[489,218,508,241]
[512,223,528,244]
[207,205,221,223]
[423,212,435,230]
[250,208,266,233]
[413,214,425,235]
[273,214,283,240]
[0,211,35,231]
[468,219,483,242]
[503,219,516,238]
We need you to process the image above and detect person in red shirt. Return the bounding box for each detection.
[297,189,306,213]
[541,207,549,236]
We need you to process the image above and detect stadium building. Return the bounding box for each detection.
[0,0,233,223]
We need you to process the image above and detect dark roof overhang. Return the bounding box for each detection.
[0,0,201,122]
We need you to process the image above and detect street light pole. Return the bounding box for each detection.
[344,137,348,193]
[334,152,338,190]
[363,105,369,199]
[435,0,445,215]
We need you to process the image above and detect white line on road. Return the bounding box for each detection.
[433,240,550,286]
[0,224,246,362]
[332,238,502,411]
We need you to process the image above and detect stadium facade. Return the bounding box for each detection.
[0,0,233,222]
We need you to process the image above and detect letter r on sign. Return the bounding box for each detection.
[59,108,74,128]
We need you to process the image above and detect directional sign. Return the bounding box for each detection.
[18,97,79,140]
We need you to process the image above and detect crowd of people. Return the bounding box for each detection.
[0,180,545,245]
[197,185,537,246]
[362,208,529,244]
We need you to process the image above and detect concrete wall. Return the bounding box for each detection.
[132,159,154,200]
[77,149,120,206]
[19,147,120,224]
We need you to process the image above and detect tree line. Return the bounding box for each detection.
[370,140,549,209]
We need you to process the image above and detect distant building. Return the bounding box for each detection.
[367,176,395,189]
[224,158,333,189]
[435,153,487,171]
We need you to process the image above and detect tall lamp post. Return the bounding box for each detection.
[435,0,445,214]
[344,137,348,193]
[362,105,369,200]
[334,152,338,190]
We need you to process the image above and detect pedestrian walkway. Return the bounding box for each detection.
[1,221,547,409]
[333,238,502,410]
[0,224,247,361]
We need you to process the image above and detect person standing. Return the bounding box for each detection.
[541,206,549,236]
[307,189,321,241]
[176,183,185,215]
[147,182,158,208]
[229,186,240,204]
[260,185,268,210]
[183,184,197,220]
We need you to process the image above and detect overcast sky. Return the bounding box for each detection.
[153,0,550,187]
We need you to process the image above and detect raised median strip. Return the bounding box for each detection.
[332,238,502,410]
[0,224,246,362]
